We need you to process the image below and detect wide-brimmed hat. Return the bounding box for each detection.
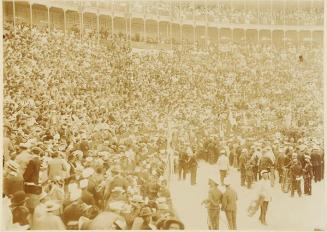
[80,179,89,189]
[220,149,226,154]
[11,191,28,206]
[82,168,95,178]
[209,176,219,185]
[163,218,185,230]
[139,207,152,217]
[44,200,61,212]
[131,195,144,203]
[260,170,269,176]
[70,189,82,202]
[7,160,20,172]
[112,186,125,193]
[224,176,232,186]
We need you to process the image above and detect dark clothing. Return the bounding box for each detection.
[303,162,313,195]
[178,153,188,180]
[12,205,30,226]
[188,157,198,185]
[3,172,24,197]
[311,151,322,182]
[290,162,303,197]
[62,201,84,225]
[239,154,247,187]
[276,154,286,183]
[23,157,41,184]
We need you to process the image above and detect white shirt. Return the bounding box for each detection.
[217,155,229,171]
[257,179,272,202]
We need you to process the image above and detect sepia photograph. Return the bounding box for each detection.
[1,0,326,230]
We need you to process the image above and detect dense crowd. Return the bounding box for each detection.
[130,1,324,25]
[3,16,324,230]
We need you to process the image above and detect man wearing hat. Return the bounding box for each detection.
[222,177,238,230]
[104,165,129,206]
[311,146,322,182]
[201,176,223,230]
[15,142,33,174]
[239,148,249,187]
[303,155,313,195]
[23,146,42,184]
[3,160,25,197]
[31,200,66,230]
[131,206,156,230]
[10,191,31,227]
[256,170,272,225]
[290,157,303,197]
[217,149,229,184]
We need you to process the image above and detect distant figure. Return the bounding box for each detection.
[217,150,229,184]
[222,177,238,230]
[257,170,272,225]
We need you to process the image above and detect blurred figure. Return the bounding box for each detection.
[222,177,238,230]
[202,177,222,230]
[217,149,229,184]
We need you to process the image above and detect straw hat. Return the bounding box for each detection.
[44,200,61,212]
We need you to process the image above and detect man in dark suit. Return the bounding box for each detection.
[311,147,321,182]
[187,153,198,186]
[222,177,238,230]
[23,147,42,184]
[178,151,188,180]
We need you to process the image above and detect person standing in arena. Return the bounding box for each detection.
[222,177,238,230]
[202,177,223,230]
[303,154,313,195]
[257,170,272,225]
[217,149,230,184]
[290,157,303,197]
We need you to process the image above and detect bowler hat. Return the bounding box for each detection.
[11,191,28,206]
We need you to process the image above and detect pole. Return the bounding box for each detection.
[193,0,195,49]
[179,0,182,48]
[170,0,173,50]
[129,1,132,43]
[205,0,208,49]
[13,0,16,34]
[97,13,100,45]
[144,2,146,42]
[48,6,50,32]
[125,3,128,37]
[64,10,66,37]
[157,3,160,44]
[30,3,33,26]
[112,0,114,35]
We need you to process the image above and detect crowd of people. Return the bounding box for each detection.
[3,9,324,229]
[130,1,324,25]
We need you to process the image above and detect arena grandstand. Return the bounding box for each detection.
[2,0,326,231]
[3,0,324,50]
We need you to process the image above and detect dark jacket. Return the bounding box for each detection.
[23,156,41,184]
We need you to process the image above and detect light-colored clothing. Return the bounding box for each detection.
[31,213,66,230]
[257,179,272,202]
[15,151,33,174]
[48,158,68,180]
[217,155,229,171]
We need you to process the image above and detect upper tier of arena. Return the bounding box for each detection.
[3,0,324,49]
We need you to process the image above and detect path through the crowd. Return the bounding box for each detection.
[170,161,326,230]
